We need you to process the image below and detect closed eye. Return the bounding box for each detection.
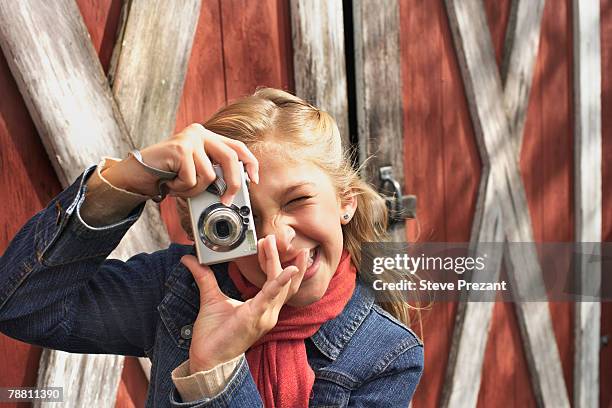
[286,195,313,206]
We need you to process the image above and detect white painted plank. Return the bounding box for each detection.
[441,180,505,406]
[33,350,124,408]
[573,0,602,406]
[502,0,545,156]
[290,0,349,147]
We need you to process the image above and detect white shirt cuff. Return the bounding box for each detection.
[171,355,244,402]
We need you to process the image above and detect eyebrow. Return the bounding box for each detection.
[282,182,316,196]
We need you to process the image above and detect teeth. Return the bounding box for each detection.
[307,247,316,268]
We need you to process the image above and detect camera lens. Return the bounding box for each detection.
[198,206,245,251]
[214,220,231,239]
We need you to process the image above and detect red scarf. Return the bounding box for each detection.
[228,249,356,408]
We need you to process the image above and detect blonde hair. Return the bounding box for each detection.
[181,88,420,327]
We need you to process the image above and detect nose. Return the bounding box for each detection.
[258,216,296,254]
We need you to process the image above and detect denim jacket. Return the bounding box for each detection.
[0,165,424,407]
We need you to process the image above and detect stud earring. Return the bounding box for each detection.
[343,213,350,221]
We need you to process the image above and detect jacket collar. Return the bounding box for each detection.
[212,262,374,361]
[310,279,374,360]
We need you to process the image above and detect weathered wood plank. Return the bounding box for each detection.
[33,350,125,408]
[441,178,505,406]
[502,0,545,155]
[0,1,124,404]
[352,0,405,241]
[573,1,602,407]
[108,0,201,148]
[138,356,152,382]
[442,0,568,406]
[0,1,178,405]
[443,2,545,405]
[0,0,170,258]
[290,0,349,147]
[0,1,128,186]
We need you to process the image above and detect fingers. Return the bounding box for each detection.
[222,138,259,184]
[181,147,216,198]
[165,144,198,192]
[264,266,299,298]
[204,142,241,206]
[168,124,259,205]
[264,235,282,280]
[257,238,266,273]
[248,235,306,316]
[288,248,308,295]
[181,255,224,304]
[250,266,300,316]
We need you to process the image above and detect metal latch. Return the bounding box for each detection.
[378,166,417,225]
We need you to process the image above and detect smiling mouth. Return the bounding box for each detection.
[281,246,319,269]
[303,246,321,281]
[278,246,321,283]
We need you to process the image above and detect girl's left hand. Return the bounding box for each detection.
[180,235,308,374]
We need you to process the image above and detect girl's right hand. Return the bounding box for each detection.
[103,123,259,206]
[181,235,309,373]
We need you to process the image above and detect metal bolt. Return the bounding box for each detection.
[180,325,193,340]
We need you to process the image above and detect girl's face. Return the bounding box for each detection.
[233,147,356,307]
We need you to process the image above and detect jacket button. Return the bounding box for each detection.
[180,325,193,339]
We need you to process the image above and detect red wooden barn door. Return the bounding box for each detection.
[402,0,611,407]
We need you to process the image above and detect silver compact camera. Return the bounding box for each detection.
[187,161,257,265]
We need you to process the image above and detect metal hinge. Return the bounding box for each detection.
[378,166,417,225]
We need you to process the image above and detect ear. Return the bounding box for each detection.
[339,193,358,225]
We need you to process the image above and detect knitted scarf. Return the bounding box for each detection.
[228,249,356,408]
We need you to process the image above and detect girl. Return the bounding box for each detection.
[0,88,423,407]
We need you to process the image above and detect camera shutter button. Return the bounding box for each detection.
[206,177,227,196]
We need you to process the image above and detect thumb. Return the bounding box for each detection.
[181,255,223,302]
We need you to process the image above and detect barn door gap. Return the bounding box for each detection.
[342,0,359,169]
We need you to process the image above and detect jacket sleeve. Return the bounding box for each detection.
[349,341,424,407]
[0,165,174,357]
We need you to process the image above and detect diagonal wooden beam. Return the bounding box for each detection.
[108,0,201,149]
[290,0,349,148]
[502,0,545,152]
[0,1,135,405]
[442,167,505,407]
[441,0,569,407]
[0,0,200,404]
[451,9,547,403]
[572,1,602,407]
[0,1,129,185]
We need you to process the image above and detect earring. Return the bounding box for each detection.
[343,213,350,221]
